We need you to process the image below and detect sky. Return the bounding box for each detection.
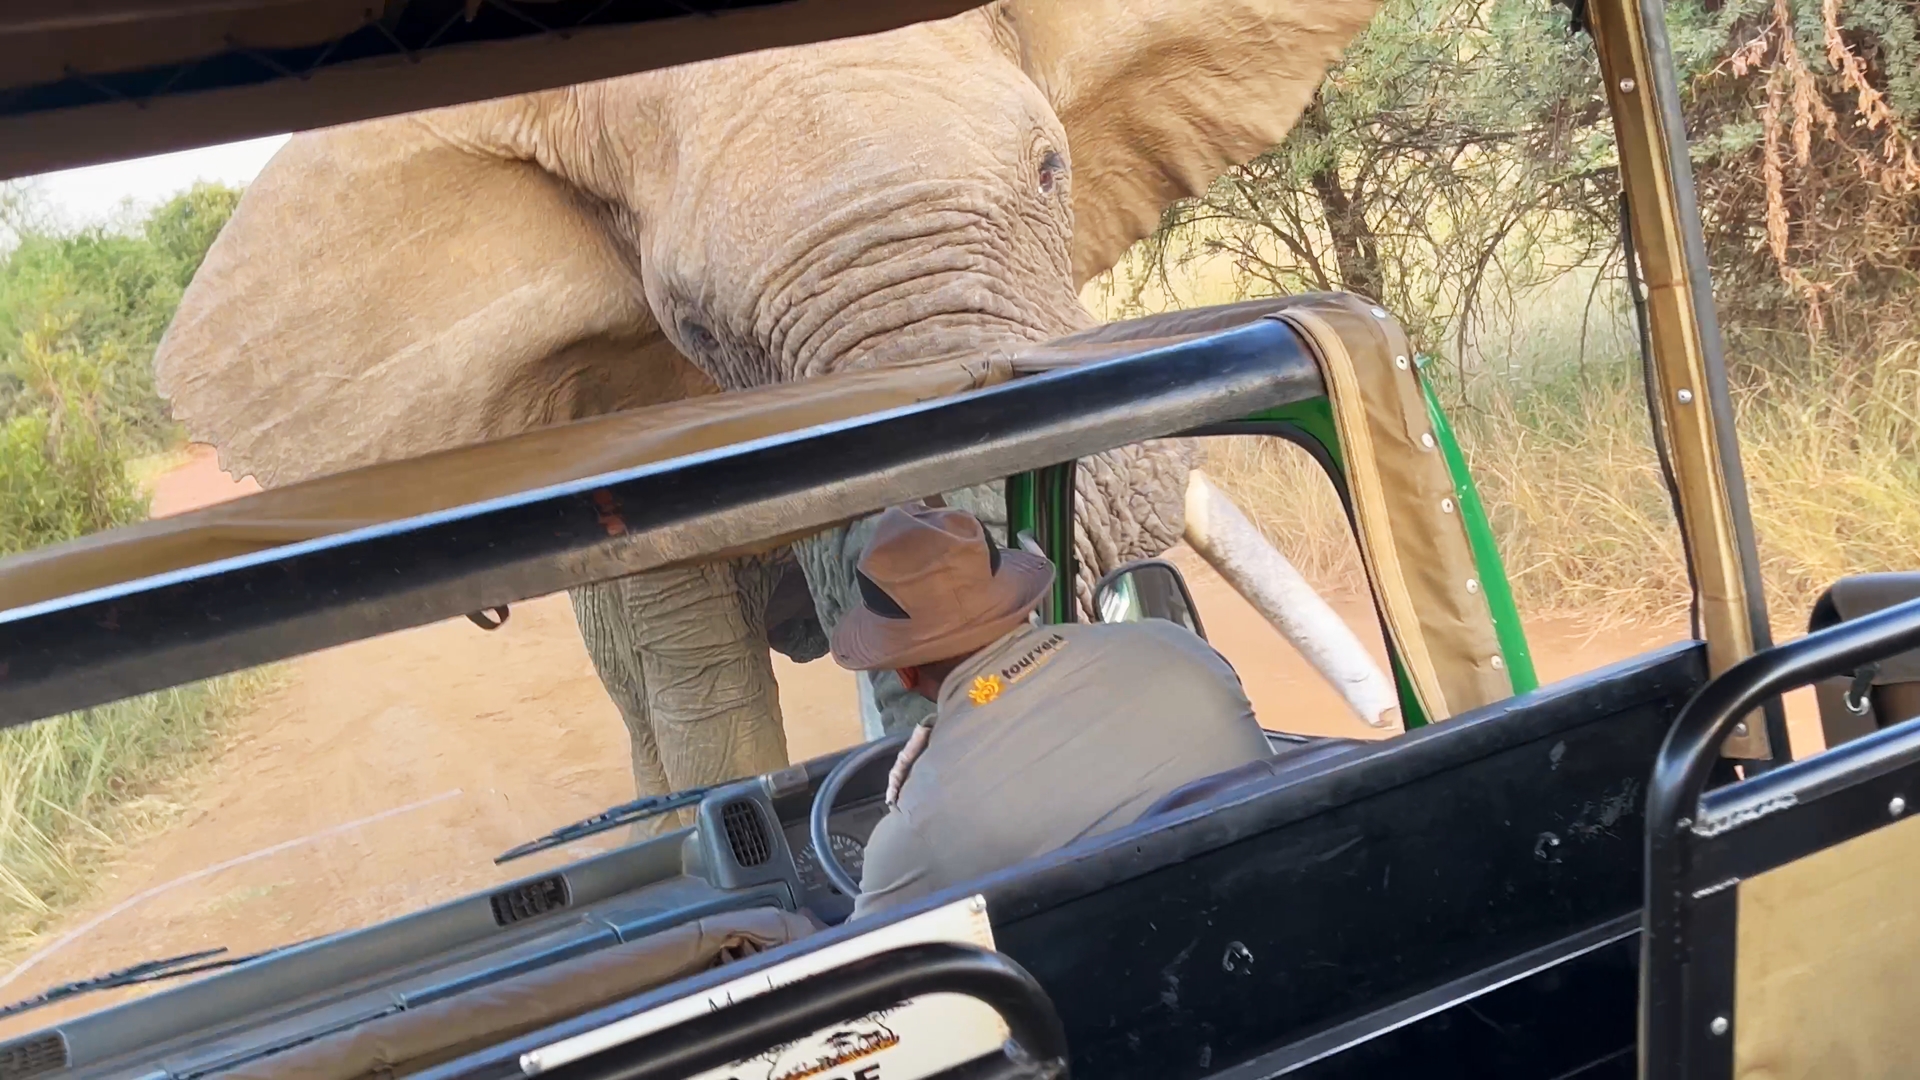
[10,135,290,229]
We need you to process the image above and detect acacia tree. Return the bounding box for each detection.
[1114,0,1920,376]
[1671,0,1920,352]
[1114,0,1617,377]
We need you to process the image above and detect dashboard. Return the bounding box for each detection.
[10,729,1318,1075]
[689,742,896,926]
[781,795,888,922]
[10,739,899,1075]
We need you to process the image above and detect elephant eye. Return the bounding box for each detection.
[679,318,720,354]
[1038,150,1065,195]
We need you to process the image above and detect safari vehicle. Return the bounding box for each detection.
[5,2,1920,1080]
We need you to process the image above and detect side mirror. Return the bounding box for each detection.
[1094,559,1207,641]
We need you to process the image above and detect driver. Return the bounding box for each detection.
[830,504,1272,918]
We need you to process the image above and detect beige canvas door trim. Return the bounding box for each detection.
[1269,295,1510,720]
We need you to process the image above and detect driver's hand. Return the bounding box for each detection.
[887,722,933,808]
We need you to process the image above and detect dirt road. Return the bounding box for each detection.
[0,447,1817,1035]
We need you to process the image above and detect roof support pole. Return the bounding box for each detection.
[1584,0,1787,763]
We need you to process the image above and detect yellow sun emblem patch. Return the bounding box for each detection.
[968,674,1004,706]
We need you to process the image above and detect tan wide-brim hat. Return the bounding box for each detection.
[830,504,1055,672]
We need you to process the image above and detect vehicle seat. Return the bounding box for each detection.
[1810,572,1920,748]
[226,906,819,1080]
[1139,737,1372,820]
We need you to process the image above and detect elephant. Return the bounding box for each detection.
[150,0,1392,831]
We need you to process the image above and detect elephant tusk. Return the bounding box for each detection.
[1182,469,1400,728]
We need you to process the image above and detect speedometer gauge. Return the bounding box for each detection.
[793,832,866,895]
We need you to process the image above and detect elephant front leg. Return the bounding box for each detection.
[569,581,682,838]
[623,560,791,791]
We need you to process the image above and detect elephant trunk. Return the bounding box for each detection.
[1180,469,1399,728]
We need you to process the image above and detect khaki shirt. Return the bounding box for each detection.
[851,619,1271,918]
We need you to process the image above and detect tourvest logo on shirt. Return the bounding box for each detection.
[967,633,1068,707]
[967,675,1003,705]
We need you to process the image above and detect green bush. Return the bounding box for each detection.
[0,182,240,550]
[0,182,239,450]
[0,321,148,554]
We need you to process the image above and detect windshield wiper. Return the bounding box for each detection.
[0,947,264,1020]
[495,784,719,864]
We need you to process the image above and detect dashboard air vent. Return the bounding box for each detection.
[489,874,570,927]
[0,1032,69,1080]
[721,800,772,868]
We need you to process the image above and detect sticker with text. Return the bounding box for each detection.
[693,994,1008,1080]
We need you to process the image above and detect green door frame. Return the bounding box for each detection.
[1004,383,1535,730]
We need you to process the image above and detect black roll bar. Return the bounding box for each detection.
[1641,595,1920,1073]
[0,319,1322,728]
[527,941,1067,1080]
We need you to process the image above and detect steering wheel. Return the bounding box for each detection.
[809,731,908,899]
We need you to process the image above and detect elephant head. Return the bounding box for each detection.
[152,0,1390,809]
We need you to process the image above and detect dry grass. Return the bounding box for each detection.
[1196,371,1696,628]
[125,445,195,490]
[1204,341,1920,635]
[0,673,272,956]
[1457,366,1692,627]
[1095,257,1920,637]
[1735,343,1920,627]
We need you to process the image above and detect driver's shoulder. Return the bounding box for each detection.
[1074,621,1246,704]
[1064,616,1217,660]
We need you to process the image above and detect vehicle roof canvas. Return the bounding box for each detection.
[0,0,984,179]
[0,357,1013,614]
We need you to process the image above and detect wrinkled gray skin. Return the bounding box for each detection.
[153,0,1373,831]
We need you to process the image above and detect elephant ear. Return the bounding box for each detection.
[996,0,1377,286]
[155,103,710,487]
